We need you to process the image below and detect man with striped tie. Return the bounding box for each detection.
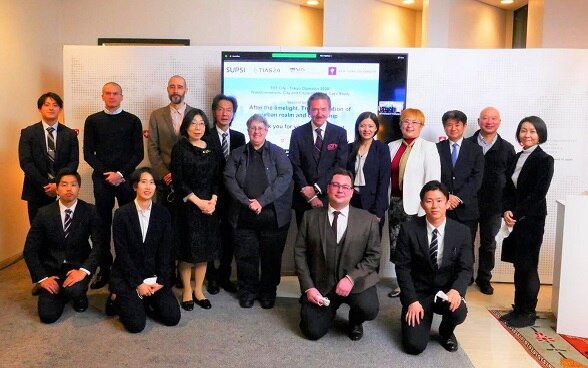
[394,180,473,355]
[23,168,102,324]
[19,92,79,224]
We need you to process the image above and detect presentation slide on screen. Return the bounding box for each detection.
[224,61,380,147]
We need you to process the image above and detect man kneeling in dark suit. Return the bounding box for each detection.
[395,180,473,354]
[24,168,102,323]
[295,168,380,341]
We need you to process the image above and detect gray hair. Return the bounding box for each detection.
[246,113,269,129]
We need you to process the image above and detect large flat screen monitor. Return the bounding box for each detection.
[222,51,408,148]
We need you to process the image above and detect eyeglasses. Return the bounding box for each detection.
[401,119,422,126]
[329,182,353,191]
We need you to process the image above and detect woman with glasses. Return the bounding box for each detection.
[347,112,391,236]
[387,108,441,297]
[171,109,223,311]
[224,114,293,309]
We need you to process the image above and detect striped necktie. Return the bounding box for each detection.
[64,209,72,238]
[222,132,229,158]
[314,128,323,161]
[46,127,56,179]
[430,228,439,269]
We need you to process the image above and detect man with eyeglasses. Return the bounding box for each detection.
[295,168,380,341]
[205,94,246,295]
[289,92,348,227]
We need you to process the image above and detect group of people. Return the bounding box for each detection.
[19,77,553,354]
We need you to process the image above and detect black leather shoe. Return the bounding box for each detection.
[348,324,364,341]
[441,334,459,352]
[207,280,220,295]
[73,296,89,312]
[90,271,110,290]
[477,283,494,295]
[239,295,255,308]
[105,294,117,316]
[506,312,536,328]
[193,293,212,309]
[219,280,238,293]
[259,297,275,309]
[499,310,517,322]
[181,300,194,311]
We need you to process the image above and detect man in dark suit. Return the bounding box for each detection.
[436,110,483,272]
[295,168,380,341]
[395,180,473,354]
[107,167,180,333]
[205,94,246,294]
[84,82,144,289]
[19,92,79,224]
[289,92,348,227]
[466,107,515,295]
[23,168,102,324]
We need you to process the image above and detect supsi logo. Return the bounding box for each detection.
[226,66,245,73]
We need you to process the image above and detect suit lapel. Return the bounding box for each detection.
[50,202,66,241]
[441,220,457,267]
[68,201,86,238]
[162,108,177,140]
[129,205,144,245]
[317,208,327,261]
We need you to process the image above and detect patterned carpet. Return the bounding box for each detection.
[489,310,588,368]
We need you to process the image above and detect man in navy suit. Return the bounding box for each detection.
[23,168,102,323]
[436,110,483,272]
[108,167,180,333]
[289,92,348,226]
[19,92,79,224]
[205,94,246,294]
[395,180,473,354]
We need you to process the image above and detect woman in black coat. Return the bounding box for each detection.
[347,111,391,236]
[501,116,554,328]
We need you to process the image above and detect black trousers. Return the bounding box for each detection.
[115,286,180,333]
[155,184,176,286]
[233,224,289,299]
[37,272,90,324]
[206,215,235,284]
[401,293,468,355]
[92,173,135,272]
[475,214,501,286]
[299,285,379,340]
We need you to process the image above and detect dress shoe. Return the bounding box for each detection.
[105,294,117,316]
[72,296,89,312]
[193,293,212,309]
[207,280,220,295]
[219,280,238,293]
[90,271,110,290]
[239,294,255,308]
[348,324,364,341]
[388,287,401,298]
[440,334,459,352]
[477,283,494,295]
[259,297,276,310]
[506,312,537,328]
[499,310,517,323]
[180,300,194,311]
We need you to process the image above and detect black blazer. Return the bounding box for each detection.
[347,140,391,219]
[466,131,516,216]
[436,139,484,222]
[289,122,348,208]
[23,200,101,283]
[394,217,473,307]
[503,145,554,220]
[19,122,79,204]
[109,201,173,294]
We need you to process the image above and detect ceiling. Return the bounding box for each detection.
[278,0,529,11]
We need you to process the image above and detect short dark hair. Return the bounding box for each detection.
[516,116,548,144]
[37,92,63,109]
[130,167,156,189]
[330,168,354,184]
[55,168,81,186]
[307,92,331,110]
[179,108,211,138]
[419,180,449,201]
[211,94,238,125]
[442,110,467,126]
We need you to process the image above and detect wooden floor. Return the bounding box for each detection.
[278,277,551,368]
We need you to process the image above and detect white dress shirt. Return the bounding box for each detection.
[426,218,447,267]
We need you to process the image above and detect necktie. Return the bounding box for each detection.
[314,128,323,161]
[430,228,439,269]
[64,209,72,238]
[327,211,340,280]
[46,127,56,179]
[451,143,459,167]
[331,210,340,237]
[221,132,229,158]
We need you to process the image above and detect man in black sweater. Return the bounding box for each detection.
[83,82,144,289]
